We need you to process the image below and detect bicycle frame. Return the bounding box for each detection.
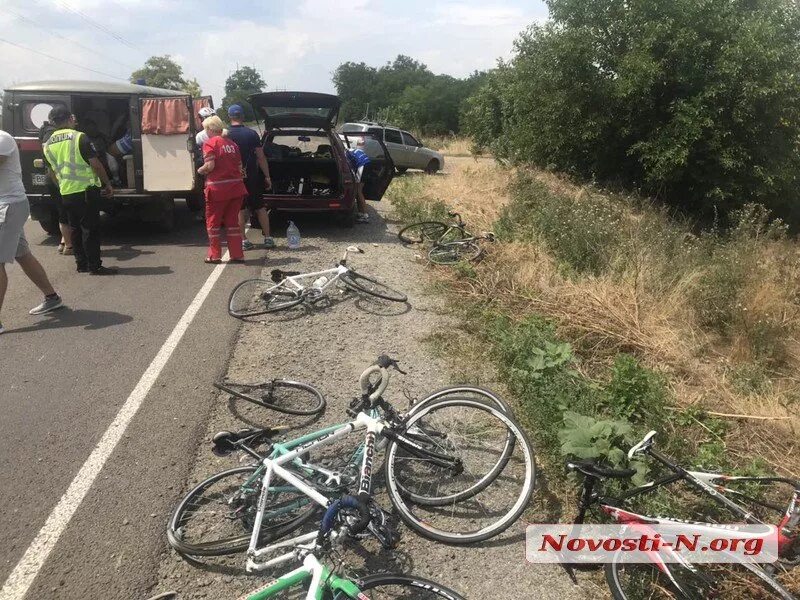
[273,264,349,296]
[245,411,385,572]
[572,440,800,599]
[242,552,363,600]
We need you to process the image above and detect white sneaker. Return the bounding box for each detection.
[29,295,64,315]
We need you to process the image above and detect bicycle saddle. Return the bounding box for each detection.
[566,459,636,480]
[270,269,302,283]
[212,428,275,456]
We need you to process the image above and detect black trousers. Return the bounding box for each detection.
[62,187,102,271]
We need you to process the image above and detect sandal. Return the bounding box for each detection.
[62,247,74,256]
[57,243,65,254]
[205,257,221,264]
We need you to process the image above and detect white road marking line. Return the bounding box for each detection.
[0,252,230,600]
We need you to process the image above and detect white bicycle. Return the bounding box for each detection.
[228,246,407,318]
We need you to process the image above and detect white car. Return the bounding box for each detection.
[340,122,444,174]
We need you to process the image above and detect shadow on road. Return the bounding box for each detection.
[114,265,173,276]
[5,307,133,334]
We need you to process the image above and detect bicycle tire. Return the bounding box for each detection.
[167,466,318,556]
[398,221,449,244]
[409,385,513,416]
[228,279,304,318]
[400,390,516,505]
[214,379,327,416]
[340,270,408,302]
[605,559,796,599]
[344,574,467,599]
[385,397,535,544]
[428,240,482,265]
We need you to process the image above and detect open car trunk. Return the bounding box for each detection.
[263,133,342,198]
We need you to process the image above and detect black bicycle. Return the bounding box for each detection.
[214,379,327,416]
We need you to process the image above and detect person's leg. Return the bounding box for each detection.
[82,187,103,271]
[0,264,7,321]
[224,195,245,260]
[16,252,55,296]
[205,189,223,261]
[256,207,271,238]
[59,223,72,251]
[63,193,88,271]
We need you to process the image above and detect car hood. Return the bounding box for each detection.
[248,92,340,129]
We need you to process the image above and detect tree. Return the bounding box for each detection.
[130,55,202,96]
[221,66,266,122]
[462,0,800,223]
[332,55,486,135]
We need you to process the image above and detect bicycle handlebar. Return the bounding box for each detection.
[358,355,405,403]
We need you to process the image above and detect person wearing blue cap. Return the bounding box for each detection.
[226,104,275,249]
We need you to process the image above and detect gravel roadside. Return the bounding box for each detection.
[150,193,596,599]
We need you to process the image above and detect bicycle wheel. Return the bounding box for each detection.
[400,392,516,505]
[228,279,304,318]
[428,240,482,265]
[167,466,318,556]
[347,574,467,599]
[606,559,795,599]
[214,379,326,416]
[340,270,408,302]
[398,221,449,244]
[385,397,535,544]
[409,385,513,416]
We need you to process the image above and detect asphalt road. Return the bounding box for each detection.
[0,204,265,599]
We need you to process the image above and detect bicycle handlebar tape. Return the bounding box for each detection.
[317,495,371,546]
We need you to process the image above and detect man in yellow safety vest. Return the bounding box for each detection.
[44,106,116,275]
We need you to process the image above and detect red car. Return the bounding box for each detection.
[248,91,394,227]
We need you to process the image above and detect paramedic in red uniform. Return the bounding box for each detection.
[198,115,246,264]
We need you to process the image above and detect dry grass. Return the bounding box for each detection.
[424,136,483,157]
[395,159,800,478]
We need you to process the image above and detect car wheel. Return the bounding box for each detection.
[39,212,61,236]
[424,159,440,175]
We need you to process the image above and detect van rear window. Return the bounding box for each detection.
[22,102,66,132]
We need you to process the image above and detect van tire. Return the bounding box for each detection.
[424,159,440,175]
[39,214,61,237]
[155,197,176,233]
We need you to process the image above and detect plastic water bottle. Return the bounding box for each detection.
[287,221,301,249]
[312,275,329,289]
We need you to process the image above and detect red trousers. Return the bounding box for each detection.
[205,186,244,260]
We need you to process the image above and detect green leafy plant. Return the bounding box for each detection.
[558,411,648,484]
[603,354,667,422]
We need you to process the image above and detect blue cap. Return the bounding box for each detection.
[228,104,245,118]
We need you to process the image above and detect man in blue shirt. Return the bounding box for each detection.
[226,105,274,249]
[346,148,371,223]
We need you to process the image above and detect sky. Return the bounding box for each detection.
[0,0,549,105]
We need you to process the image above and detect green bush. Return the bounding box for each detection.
[604,354,667,422]
[386,176,449,223]
[462,0,800,223]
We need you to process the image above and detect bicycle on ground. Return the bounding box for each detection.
[397,211,495,265]
[228,246,407,318]
[214,378,327,417]
[238,495,466,599]
[566,431,800,599]
[167,356,535,571]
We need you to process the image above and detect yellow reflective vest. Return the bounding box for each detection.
[44,129,100,196]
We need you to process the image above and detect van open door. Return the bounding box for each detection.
[139,96,195,192]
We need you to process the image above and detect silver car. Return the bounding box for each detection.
[341,122,444,174]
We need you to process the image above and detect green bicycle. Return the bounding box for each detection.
[237,496,466,600]
[167,356,532,560]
